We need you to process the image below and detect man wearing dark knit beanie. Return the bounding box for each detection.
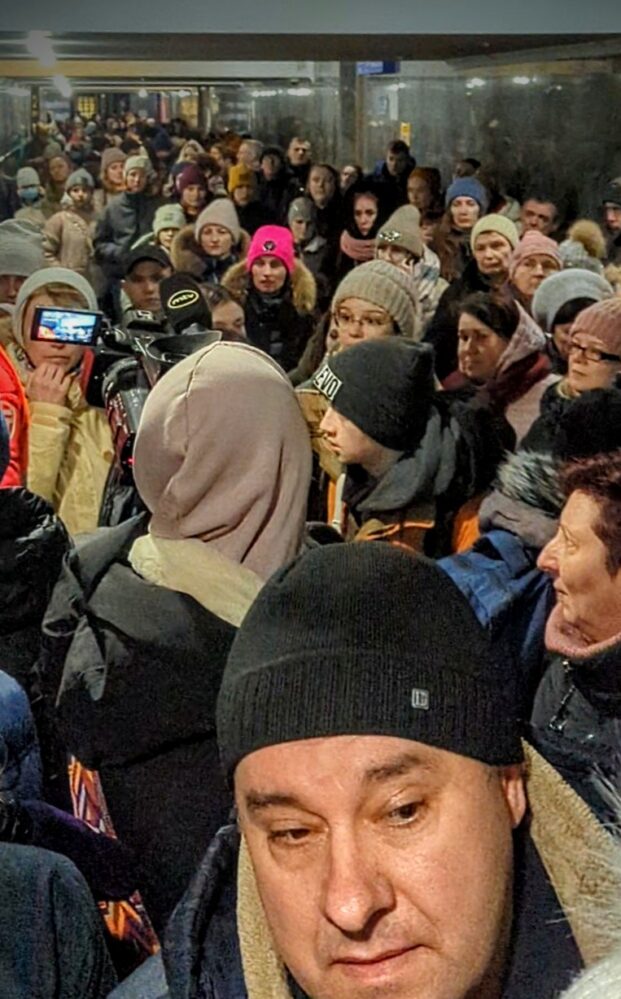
[313,337,507,554]
[159,543,612,999]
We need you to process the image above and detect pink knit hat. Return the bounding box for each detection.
[246,225,295,275]
[509,230,562,280]
[571,297,621,358]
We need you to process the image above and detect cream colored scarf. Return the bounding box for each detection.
[128,531,263,628]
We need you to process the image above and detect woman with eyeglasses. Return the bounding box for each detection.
[523,298,621,454]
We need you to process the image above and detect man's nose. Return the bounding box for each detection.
[321,831,394,934]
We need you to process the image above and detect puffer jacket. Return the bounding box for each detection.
[0,670,42,801]
[4,341,114,536]
[37,515,237,933]
[0,344,28,488]
[0,488,70,689]
[531,606,621,785]
[94,191,160,281]
[222,260,316,373]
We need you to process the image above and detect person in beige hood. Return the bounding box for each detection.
[8,267,113,535]
[46,339,313,933]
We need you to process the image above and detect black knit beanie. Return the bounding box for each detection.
[555,387,621,462]
[217,544,523,781]
[313,338,435,451]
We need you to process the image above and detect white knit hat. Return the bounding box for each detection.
[194,197,241,243]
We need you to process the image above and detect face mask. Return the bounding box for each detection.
[19,187,41,204]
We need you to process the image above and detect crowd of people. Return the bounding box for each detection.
[1,108,621,998]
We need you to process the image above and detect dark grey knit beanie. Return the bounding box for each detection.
[217,544,523,780]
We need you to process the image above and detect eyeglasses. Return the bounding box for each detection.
[335,309,392,334]
[569,340,621,364]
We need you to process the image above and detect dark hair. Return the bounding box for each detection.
[561,452,621,575]
[552,297,597,330]
[203,285,241,309]
[387,140,410,156]
[459,292,519,341]
[523,192,558,214]
[454,157,481,178]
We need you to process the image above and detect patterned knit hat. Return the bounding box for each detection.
[332,259,418,340]
[570,298,621,358]
[195,198,241,244]
[376,205,424,259]
[228,163,257,194]
[217,543,524,781]
[445,177,490,212]
[246,225,295,275]
[509,230,562,280]
[470,214,519,252]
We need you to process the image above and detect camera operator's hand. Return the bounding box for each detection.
[26,363,73,405]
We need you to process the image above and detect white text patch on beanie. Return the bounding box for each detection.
[411,688,430,710]
[313,363,342,403]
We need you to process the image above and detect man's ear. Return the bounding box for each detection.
[498,765,527,829]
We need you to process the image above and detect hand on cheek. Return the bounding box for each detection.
[26,362,73,405]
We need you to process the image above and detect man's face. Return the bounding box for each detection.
[68,184,92,210]
[251,255,288,294]
[288,140,311,166]
[320,406,386,469]
[0,273,26,305]
[237,734,525,999]
[386,149,408,177]
[520,199,557,236]
[125,168,147,194]
[512,254,560,300]
[123,260,170,312]
[474,232,513,280]
[308,167,335,208]
[538,490,621,644]
[604,203,621,234]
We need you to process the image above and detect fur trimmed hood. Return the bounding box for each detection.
[222,258,317,315]
[478,449,562,550]
[170,223,250,280]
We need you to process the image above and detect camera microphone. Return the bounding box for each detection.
[160,273,212,334]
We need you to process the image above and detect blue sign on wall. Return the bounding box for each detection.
[356,61,401,76]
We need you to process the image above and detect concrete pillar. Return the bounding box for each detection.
[338,62,357,167]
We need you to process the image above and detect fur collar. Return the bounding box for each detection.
[170,223,250,280]
[222,258,317,314]
[496,449,563,517]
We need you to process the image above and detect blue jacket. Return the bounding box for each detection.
[439,528,554,712]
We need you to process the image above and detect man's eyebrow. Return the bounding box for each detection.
[363,752,437,785]
[245,792,306,814]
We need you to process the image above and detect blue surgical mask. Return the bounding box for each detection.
[19,186,41,205]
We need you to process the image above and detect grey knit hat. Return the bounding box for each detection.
[558,239,603,274]
[65,167,94,191]
[0,219,45,279]
[332,259,418,340]
[532,270,614,332]
[194,197,241,244]
[153,203,186,235]
[376,205,424,259]
[13,267,98,348]
[16,167,41,190]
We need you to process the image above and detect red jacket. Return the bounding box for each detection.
[0,345,28,487]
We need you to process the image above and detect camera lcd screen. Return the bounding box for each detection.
[31,306,103,346]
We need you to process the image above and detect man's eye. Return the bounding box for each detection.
[269,827,311,845]
[387,801,420,824]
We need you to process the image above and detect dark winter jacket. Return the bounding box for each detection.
[222,260,317,373]
[236,200,271,235]
[0,669,42,801]
[257,173,291,224]
[532,608,621,785]
[0,842,117,998]
[94,191,160,281]
[0,488,70,690]
[343,396,513,557]
[424,257,496,380]
[37,515,234,933]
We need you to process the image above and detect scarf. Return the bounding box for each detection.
[339,228,375,263]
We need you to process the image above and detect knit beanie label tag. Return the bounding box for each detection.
[313,363,342,403]
[411,688,430,711]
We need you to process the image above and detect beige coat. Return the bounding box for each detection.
[42,207,96,279]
